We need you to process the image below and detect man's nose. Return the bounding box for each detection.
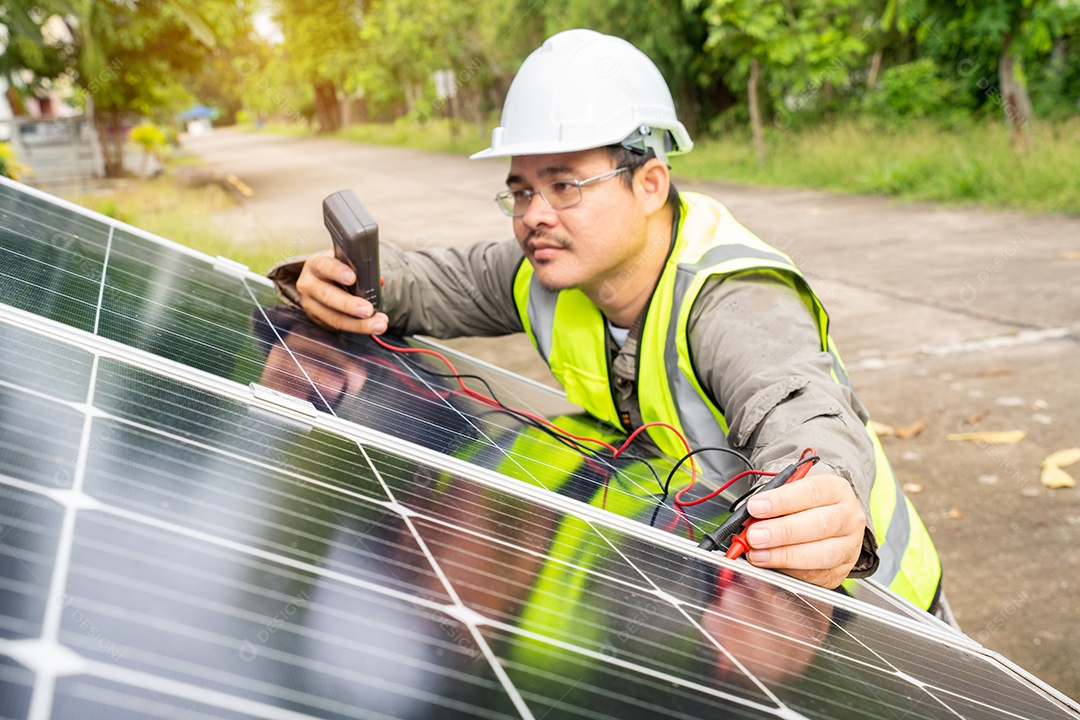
[521,191,556,227]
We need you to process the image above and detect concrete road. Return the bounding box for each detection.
[187,128,1080,700]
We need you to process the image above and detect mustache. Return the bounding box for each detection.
[523,230,570,251]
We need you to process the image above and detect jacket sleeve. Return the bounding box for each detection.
[267,239,527,338]
[687,272,880,577]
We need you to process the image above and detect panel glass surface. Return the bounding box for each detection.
[0,487,64,641]
[1,179,1078,720]
[0,183,110,332]
[0,657,35,718]
[97,229,268,384]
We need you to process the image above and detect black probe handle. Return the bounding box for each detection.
[697,460,803,552]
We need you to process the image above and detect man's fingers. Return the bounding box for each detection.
[307,250,355,285]
[296,251,385,334]
[301,294,388,335]
[740,472,865,588]
[747,536,862,589]
[746,473,850,519]
[747,536,859,571]
[745,503,860,549]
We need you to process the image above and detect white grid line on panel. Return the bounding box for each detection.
[91,225,113,335]
[26,352,100,720]
[484,617,786,716]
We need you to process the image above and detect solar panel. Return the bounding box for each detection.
[1,175,1077,719]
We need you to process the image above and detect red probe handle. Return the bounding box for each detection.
[724,452,816,560]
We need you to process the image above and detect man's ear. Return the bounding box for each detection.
[635,157,671,217]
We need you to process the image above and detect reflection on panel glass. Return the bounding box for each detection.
[0,656,35,718]
[97,230,267,384]
[0,319,93,402]
[0,385,85,490]
[0,183,110,332]
[0,487,64,641]
[92,358,388,504]
[63,512,518,719]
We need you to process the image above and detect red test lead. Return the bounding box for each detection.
[697,450,818,554]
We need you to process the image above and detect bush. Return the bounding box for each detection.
[863,59,972,127]
[129,122,167,151]
[0,143,29,181]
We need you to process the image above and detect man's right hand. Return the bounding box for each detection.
[295,250,389,335]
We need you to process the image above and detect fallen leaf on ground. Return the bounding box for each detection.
[947,430,1026,444]
[977,369,1012,378]
[1041,448,1080,468]
[945,508,964,519]
[1060,251,1080,260]
[964,409,989,425]
[902,483,924,494]
[1041,465,1077,489]
[896,420,926,439]
[870,420,895,437]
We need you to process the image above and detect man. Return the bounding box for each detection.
[272,29,944,612]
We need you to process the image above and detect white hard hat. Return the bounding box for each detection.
[471,29,693,162]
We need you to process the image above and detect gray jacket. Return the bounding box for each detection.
[270,237,879,575]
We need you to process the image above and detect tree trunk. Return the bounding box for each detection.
[94,113,125,178]
[999,33,1033,149]
[312,80,342,134]
[867,48,883,90]
[340,93,351,127]
[748,58,766,165]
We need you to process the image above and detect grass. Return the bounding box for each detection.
[258,116,1080,215]
[673,118,1080,215]
[65,173,290,274]
[249,117,495,156]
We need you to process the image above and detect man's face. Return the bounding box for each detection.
[506,148,648,296]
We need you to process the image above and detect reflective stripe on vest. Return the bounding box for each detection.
[513,192,941,610]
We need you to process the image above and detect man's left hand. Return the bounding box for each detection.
[742,473,866,589]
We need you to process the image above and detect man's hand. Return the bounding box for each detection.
[742,473,866,589]
[295,250,389,335]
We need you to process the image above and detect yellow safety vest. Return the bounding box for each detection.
[512,192,942,610]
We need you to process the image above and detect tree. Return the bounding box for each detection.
[884,0,1065,148]
[693,0,868,162]
[537,0,727,136]
[2,0,252,176]
[272,0,364,133]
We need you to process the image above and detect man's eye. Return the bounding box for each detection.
[510,190,532,201]
[550,181,577,193]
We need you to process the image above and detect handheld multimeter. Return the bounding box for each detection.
[323,189,381,310]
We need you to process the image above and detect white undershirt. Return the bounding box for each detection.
[607,321,629,348]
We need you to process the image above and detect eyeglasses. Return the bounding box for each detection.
[495,167,630,217]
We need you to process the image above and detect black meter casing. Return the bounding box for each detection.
[323,189,381,310]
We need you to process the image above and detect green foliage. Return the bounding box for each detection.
[0,142,29,181]
[672,118,1080,213]
[862,59,971,125]
[695,0,869,103]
